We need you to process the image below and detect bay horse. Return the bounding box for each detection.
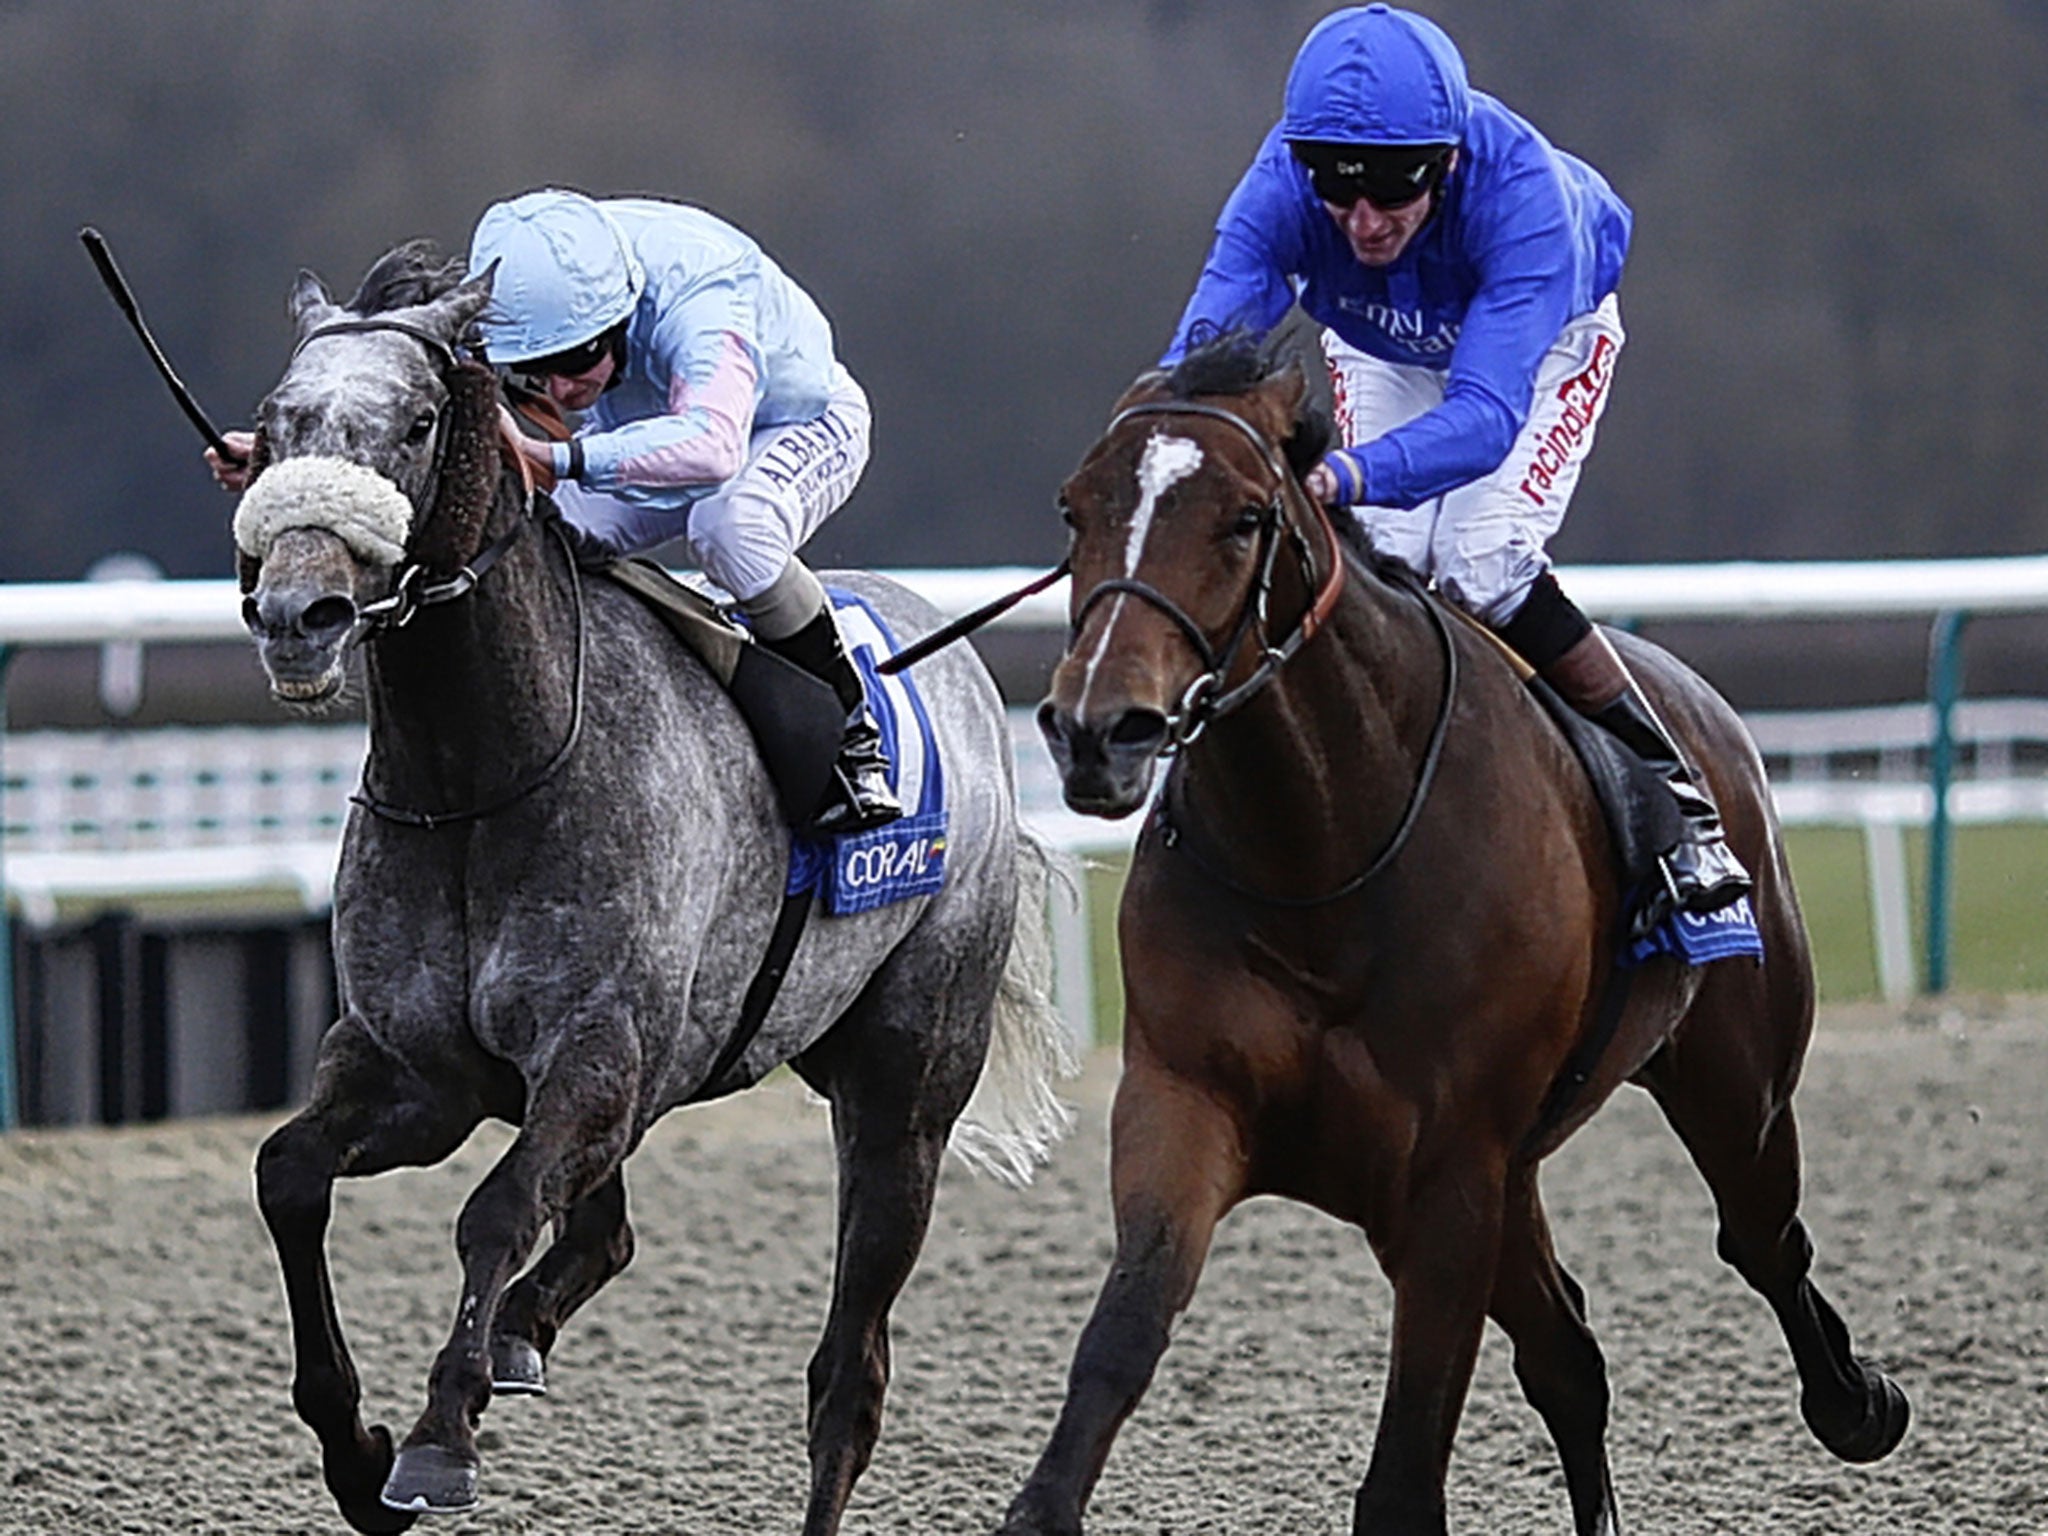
[235,243,1072,1534]
[1004,336,1907,1535]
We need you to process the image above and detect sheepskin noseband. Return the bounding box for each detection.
[233,455,416,567]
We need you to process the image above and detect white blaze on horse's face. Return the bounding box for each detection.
[1078,432,1204,701]
[1123,433,1203,576]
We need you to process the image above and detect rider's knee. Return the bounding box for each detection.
[1493,570,1592,671]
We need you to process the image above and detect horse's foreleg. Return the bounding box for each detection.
[382,1050,634,1516]
[1488,1169,1620,1536]
[1352,1150,1506,1536]
[488,1169,634,1395]
[254,1019,478,1535]
[1641,989,1909,1466]
[998,1059,1245,1536]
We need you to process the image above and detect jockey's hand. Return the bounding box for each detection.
[1303,461,1339,505]
[205,431,257,492]
[1305,448,1367,508]
[495,404,561,491]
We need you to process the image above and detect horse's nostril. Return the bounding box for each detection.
[300,595,357,639]
[1108,710,1169,751]
[1036,700,1068,746]
[240,595,265,636]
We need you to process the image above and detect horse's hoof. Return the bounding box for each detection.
[1804,1362,1910,1463]
[995,1490,1082,1536]
[489,1335,547,1396]
[329,1423,417,1534]
[341,1497,419,1536]
[380,1443,480,1515]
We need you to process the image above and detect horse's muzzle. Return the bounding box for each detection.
[242,535,364,705]
[1037,700,1169,818]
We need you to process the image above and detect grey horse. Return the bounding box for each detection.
[238,243,1073,1534]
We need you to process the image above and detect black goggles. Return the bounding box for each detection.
[517,331,614,380]
[1290,141,1452,211]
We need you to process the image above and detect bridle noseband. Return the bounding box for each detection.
[1070,399,1347,751]
[291,318,534,637]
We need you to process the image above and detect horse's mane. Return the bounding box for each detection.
[346,239,469,319]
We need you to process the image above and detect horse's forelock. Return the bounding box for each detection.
[1161,328,1274,401]
[347,239,467,317]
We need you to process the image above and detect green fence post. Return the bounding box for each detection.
[0,641,17,1130]
[1923,610,1970,995]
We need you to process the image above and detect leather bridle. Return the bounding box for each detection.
[1071,396,1460,906]
[1068,399,1347,752]
[285,317,588,830]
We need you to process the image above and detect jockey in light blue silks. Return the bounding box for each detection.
[1163,3,1748,918]
[467,188,900,835]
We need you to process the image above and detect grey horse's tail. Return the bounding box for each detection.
[949,827,1081,1185]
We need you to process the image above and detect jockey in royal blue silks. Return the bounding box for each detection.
[1162,3,1748,920]
[466,188,900,836]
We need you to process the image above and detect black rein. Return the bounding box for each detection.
[1081,398,1460,907]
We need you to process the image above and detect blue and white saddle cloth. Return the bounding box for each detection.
[1625,893,1764,968]
[786,590,949,916]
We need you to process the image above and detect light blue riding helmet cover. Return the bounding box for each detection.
[467,189,647,365]
[1281,4,1471,147]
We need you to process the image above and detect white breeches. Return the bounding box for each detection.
[1325,293,1624,626]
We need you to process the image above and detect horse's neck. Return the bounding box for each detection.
[363,475,575,796]
[1177,569,1442,884]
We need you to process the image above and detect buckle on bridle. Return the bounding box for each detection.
[358,563,426,629]
[1167,670,1221,751]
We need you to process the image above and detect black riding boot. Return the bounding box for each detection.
[1537,627,1752,919]
[1590,687,1753,916]
[761,610,903,835]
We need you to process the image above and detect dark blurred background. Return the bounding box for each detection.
[5,0,2046,714]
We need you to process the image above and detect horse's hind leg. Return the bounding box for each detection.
[1638,968,1909,1465]
[255,1016,481,1535]
[999,1054,1246,1536]
[381,1035,636,1516]
[791,966,988,1536]
[487,1169,634,1395]
[1488,1168,1620,1536]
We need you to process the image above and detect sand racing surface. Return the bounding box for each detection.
[2,998,2044,1534]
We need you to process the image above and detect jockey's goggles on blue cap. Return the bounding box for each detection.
[1289,141,1454,211]
[516,330,614,380]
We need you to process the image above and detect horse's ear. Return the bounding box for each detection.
[426,264,496,344]
[288,269,339,338]
[1110,366,1172,417]
[1265,361,1333,479]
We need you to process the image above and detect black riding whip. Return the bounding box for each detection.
[79,225,246,466]
[876,559,1069,675]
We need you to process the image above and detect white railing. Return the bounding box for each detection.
[5,557,2048,1127]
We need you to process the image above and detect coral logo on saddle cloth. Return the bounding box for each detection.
[1626,894,1764,968]
[787,590,948,915]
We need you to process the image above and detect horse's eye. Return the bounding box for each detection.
[1230,505,1264,538]
[405,410,437,446]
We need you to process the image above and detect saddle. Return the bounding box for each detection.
[597,556,847,828]
[1441,601,1683,930]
